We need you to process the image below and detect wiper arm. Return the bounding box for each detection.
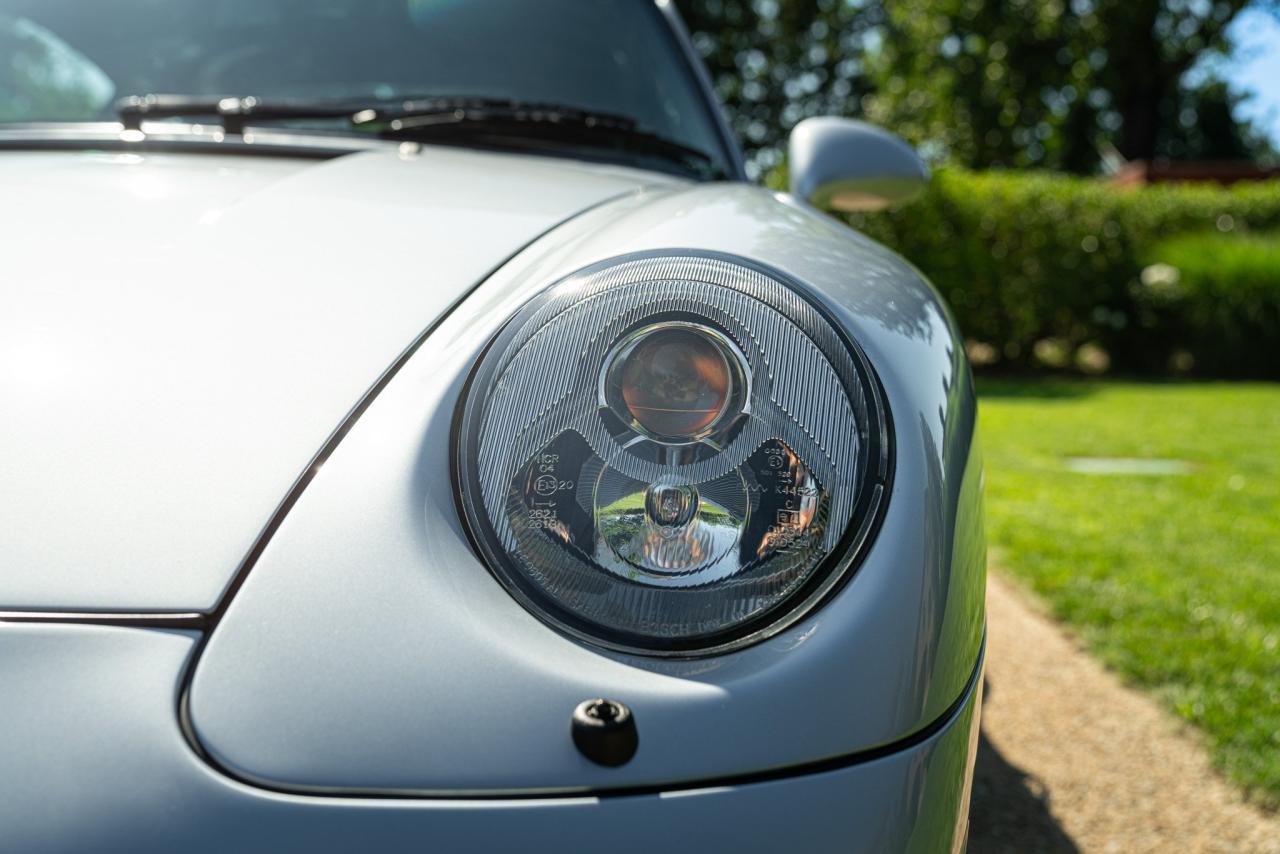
[116,94,357,134]
[115,93,722,178]
[353,96,722,179]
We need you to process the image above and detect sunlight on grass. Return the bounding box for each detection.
[979,380,1280,806]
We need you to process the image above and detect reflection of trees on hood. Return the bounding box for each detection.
[726,187,945,344]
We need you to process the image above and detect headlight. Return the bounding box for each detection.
[455,252,889,655]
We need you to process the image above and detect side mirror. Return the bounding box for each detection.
[788,117,930,212]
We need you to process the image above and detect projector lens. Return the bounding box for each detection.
[607,322,741,442]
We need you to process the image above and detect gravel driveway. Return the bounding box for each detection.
[968,572,1280,854]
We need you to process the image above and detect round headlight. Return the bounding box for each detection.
[455,253,889,655]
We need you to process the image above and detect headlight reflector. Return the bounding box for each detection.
[455,253,888,655]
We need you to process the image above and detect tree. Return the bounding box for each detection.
[681,0,1278,174]
[676,0,882,177]
[861,0,1092,170]
[864,0,1278,171]
[1158,75,1277,160]
[1093,0,1275,162]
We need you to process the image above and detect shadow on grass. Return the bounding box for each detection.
[969,678,1081,853]
[975,377,1100,400]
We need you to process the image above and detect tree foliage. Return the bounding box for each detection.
[863,0,1098,170]
[676,0,881,176]
[1160,76,1277,161]
[679,0,1278,173]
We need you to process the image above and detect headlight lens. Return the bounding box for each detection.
[455,253,889,655]
[605,321,743,441]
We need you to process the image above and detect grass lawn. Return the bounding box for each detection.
[978,379,1280,806]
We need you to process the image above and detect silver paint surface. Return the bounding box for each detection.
[189,182,985,792]
[0,622,979,854]
[0,146,667,608]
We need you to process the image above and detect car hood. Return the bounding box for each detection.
[0,145,670,610]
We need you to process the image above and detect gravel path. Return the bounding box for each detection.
[968,572,1280,854]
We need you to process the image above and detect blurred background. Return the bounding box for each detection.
[678,1,1279,850]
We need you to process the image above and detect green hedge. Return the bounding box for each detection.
[1143,232,1280,378]
[847,170,1280,377]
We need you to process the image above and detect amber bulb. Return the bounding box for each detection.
[615,326,733,440]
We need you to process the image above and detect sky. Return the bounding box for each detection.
[1223,8,1280,150]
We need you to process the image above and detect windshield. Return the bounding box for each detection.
[0,0,733,176]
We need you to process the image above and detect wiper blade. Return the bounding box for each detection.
[353,96,722,179]
[115,93,722,179]
[354,96,640,132]
[116,94,358,134]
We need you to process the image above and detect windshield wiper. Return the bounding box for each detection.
[353,96,722,178]
[115,94,722,179]
[116,94,358,135]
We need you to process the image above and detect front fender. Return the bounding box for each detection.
[185,182,986,794]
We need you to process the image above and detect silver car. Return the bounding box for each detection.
[0,1,985,851]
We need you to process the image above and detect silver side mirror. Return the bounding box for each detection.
[788,117,930,212]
